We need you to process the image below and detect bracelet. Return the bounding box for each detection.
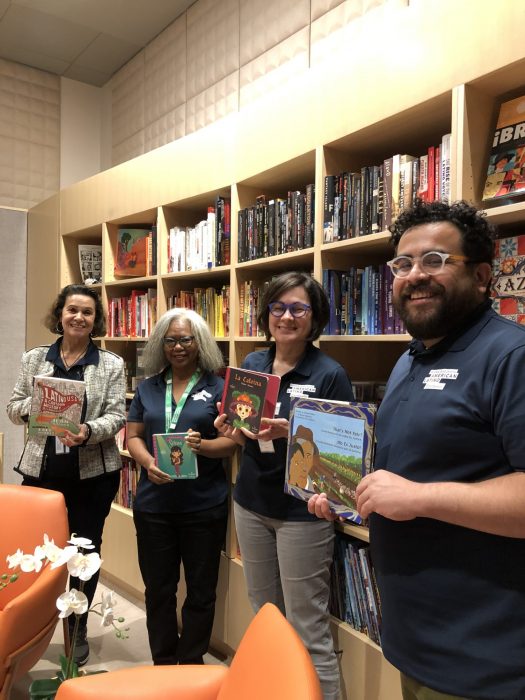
[81,423,92,446]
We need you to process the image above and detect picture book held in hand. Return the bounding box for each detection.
[28,375,85,437]
[220,367,280,434]
[284,397,376,523]
[153,433,198,479]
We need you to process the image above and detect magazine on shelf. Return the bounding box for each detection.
[78,244,102,284]
[219,366,280,434]
[284,396,376,523]
[491,233,525,324]
[152,433,198,479]
[28,375,85,437]
[482,93,525,202]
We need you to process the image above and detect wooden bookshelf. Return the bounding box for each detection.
[26,17,525,695]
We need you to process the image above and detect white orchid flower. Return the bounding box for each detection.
[49,545,79,570]
[56,588,89,618]
[6,549,24,569]
[37,534,65,564]
[19,554,44,573]
[67,552,102,581]
[100,590,117,626]
[68,535,94,550]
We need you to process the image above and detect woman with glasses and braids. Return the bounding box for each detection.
[126,308,236,666]
[215,271,354,700]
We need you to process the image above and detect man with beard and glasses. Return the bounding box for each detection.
[310,199,525,700]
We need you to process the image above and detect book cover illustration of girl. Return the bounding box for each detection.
[170,444,184,477]
[228,391,260,430]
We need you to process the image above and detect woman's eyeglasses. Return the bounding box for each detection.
[268,302,311,318]
[163,336,195,348]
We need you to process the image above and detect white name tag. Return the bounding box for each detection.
[258,440,275,453]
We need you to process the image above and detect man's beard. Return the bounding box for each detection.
[395,281,482,341]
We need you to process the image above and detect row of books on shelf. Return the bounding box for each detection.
[167,197,230,272]
[237,187,315,262]
[114,457,139,509]
[330,533,381,646]
[238,279,268,337]
[166,285,230,337]
[108,289,158,337]
[323,134,451,242]
[323,266,406,335]
[114,225,158,278]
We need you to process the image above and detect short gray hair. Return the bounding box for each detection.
[142,308,225,376]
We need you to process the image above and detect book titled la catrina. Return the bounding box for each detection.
[152,433,198,479]
[28,375,85,437]
[219,367,280,434]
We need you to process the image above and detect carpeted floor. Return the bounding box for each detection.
[10,577,228,699]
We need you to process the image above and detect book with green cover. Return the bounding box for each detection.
[28,375,85,437]
[284,396,376,523]
[152,433,198,479]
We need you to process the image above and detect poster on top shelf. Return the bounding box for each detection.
[284,396,376,523]
[482,94,525,202]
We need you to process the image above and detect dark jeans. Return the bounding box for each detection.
[22,470,121,627]
[133,501,228,665]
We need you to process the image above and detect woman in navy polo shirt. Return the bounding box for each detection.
[216,271,354,700]
[126,308,236,665]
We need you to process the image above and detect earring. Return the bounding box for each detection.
[56,321,64,334]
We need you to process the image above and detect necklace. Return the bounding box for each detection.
[60,344,89,370]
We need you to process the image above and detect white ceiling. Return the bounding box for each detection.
[0,0,195,87]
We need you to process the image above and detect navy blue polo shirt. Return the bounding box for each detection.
[371,302,525,699]
[127,370,228,514]
[234,343,354,520]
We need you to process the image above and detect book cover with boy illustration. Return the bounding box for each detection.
[284,397,376,523]
[28,375,85,437]
[152,433,198,479]
[220,367,280,434]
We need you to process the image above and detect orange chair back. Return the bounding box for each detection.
[217,603,323,700]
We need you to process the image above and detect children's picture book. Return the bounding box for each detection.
[28,376,85,437]
[114,227,151,277]
[482,94,525,202]
[284,397,376,523]
[78,244,102,284]
[152,433,198,479]
[491,234,525,325]
[220,366,280,434]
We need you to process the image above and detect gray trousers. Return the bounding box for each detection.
[234,502,340,700]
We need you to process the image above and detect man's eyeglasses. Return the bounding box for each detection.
[163,336,195,348]
[268,302,311,318]
[386,251,471,279]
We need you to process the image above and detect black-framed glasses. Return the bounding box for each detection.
[163,335,195,348]
[268,302,311,318]
[386,251,470,279]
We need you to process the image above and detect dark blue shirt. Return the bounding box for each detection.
[127,370,228,514]
[234,343,354,520]
[371,303,525,699]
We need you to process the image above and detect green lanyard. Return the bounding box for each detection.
[164,368,201,432]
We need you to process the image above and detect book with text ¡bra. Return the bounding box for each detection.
[28,375,85,437]
[152,433,198,479]
[219,367,281,434]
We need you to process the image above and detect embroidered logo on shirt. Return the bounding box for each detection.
[422,369,459,390]
[287,383,316,398]
[192,389,212,401]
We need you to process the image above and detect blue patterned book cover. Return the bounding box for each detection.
[284,397,376,522]
[152,433,198,479]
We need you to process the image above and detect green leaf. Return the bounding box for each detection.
[28,677,62,699]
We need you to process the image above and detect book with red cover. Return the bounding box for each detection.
[28,375,85,436]
[220,366,280,434]
[483,94,525,202]
[114,227,151,278]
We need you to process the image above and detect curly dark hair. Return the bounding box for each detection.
[257,271,329,341]
[389,199,495,265]
[44,284,106,337]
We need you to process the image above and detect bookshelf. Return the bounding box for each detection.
[26,34,525,698]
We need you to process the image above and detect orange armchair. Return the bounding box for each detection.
[0,484,69,700]
[55,603,323,700]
